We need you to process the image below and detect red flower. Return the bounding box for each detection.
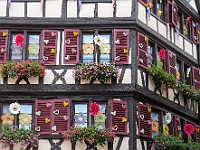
[186,16,192,27]
[89,102,100,116]
[184,124,195,135]
[158,49,166,60]
[15,34,25,47]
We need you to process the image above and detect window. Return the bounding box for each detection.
[149,0,165,21]
[81,32,112,63]
[10,32,40,61]
[184,63,191,85]
[2,104,33,129]
[74,102,107,129]
[151,111,160,138]
[82,0,112,3]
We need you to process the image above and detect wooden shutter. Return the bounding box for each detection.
[173,115,181,137]
[41,30,58,65]
[0,30,8,64]
[35,100,53,134]
[110,100,128,135]
[172,1,178,26]
[166,50,176,78]
[192,22,199,44]
[137,32,148,69]
[114,29,130,65]
[195,126,200,143]
[192,66,200,90]
[138,104,152,138]
[63,29,80,64]
[53,99,70,133]
[139,0,148,7]
[168,0,173,25]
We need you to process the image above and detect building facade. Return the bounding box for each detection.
[0,0,199,149]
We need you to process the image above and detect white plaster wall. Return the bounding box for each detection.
[129,48,131,64]
[80,4,95,18]
[43,69,54,84]
[138,2,146,24]
[158,21,167,38]
[38,140,51,150]
[167,24,170,41]
[122,69,131,84]
[148,76,155,91]
[64,69,75,84]
[116,0,131,17]
[0,76,3,84]
[168,88,175,101]
[61,141,71,150]
[175,35,183,49]
[67,0,77,18]
[148,15,157,32]
[27,3,42,17]
[171,27,175,43]
[189,0,198,12]
[45,0,62,18]
[9,3,25,17]
[179,95,185,107]
[137,139,147,150]
[117,68,122,83]
[193,43,197,60]
[7,77,38,84]
[56,31,61,65]
[98,3,113,18]
[0,0,7,17]
[137,69,146,87]
[113,137,129,150]
[184,39,193,56]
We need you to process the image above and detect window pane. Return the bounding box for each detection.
[99,104,106,113]
[99,34,111,63]
[2,105,9,114]
[20,105,32,114]
[19,105,32,129]
[28,35,40,60]
[10,35,23,60]
[82,35,94,63]
[75,104,87,113]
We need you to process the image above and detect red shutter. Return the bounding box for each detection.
[168,0,173,25]
[63,29,80,64]
[166,50,176,78]
[114,29,129,65]
[137,32,148,69]
[110,100,128,135]
[35,100,53,134]
[0,30,8,64]
[53,99,70,133]
[41,30,58,65]
[195,125,200,143]
[192,22,199,44]
[173,115,181,137]
[139,0,148,7]
[138,104,152,138]
[192,66,200,90]
[172,1,178,27]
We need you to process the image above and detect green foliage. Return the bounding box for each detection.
[0,60,46,79]
[0,125,39,149]
[63,126,115,147]
[187,142,200,150]
[147,65,176,89]
[177,83,195,99]
[154,133,187,150]
[73,63,119,83]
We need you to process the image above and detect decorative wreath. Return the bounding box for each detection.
[94,112,107,124]
[19,113,32,125]
[1,113,14,125]
[82,43,94,54]
[10,44,22,55]
[28,44,39,55]
[99,43,111,54]
[74,113,87,125]
[163,124,169,135]
[152,120,159,132]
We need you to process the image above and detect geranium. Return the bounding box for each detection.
[73,63,119,84]
[0,60,46,79]
[184,124,195,135]
[89,102,100,116]
[9,102,21,114]
[15,34,25,47]
[158,49,166,60]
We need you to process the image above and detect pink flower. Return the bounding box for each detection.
[184,124,195,135]
[89,102,100,116]
[15,34,25,47]
[158,49,166,60]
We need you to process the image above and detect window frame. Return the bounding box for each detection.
[82,0,112,3]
